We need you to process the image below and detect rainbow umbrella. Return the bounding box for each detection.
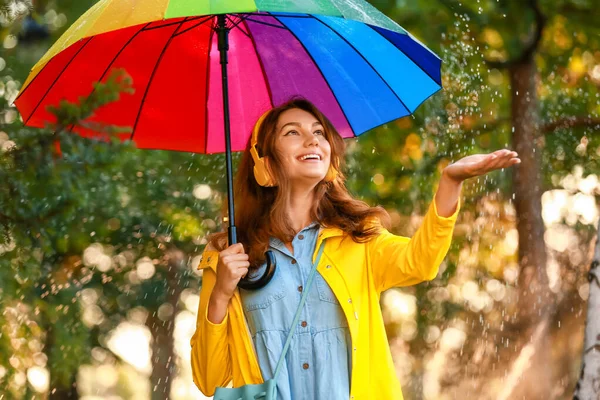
[15,0,442,288]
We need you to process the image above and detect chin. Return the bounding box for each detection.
[293,174,327,184]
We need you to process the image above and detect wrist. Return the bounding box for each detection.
[210,288,232,305]
[441,168,464,187]
[207,288,231,325]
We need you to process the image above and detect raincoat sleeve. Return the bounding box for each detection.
[367,198,460,292]
[190,249,233,396]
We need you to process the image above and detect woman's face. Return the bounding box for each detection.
[273,108,332,186]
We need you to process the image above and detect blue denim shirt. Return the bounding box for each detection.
[240,223,352,400]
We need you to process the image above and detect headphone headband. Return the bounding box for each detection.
[251,109,271,149]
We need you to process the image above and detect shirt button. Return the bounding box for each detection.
[291,259,297,264]
[326,265,331,269]
[303,363,309,370]
[298,234,304,240]
[301,321,307,327]
[297,286,303,292]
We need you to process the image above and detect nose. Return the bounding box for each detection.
[305,131,319,147]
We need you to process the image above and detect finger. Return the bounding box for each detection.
[502,150,519,160]
[468,154,494,171]
[230,243,245,253]
[236,267,249,279]
[491,149,515,160]
[495,152,520,165]
[490,149,508,158]
[221,242,245,256]
[223,253,249,262]
[486,154,520,171]
[477,153,501,169]
[476,154,507,173]
[228,261,250,271]
[473,151,517,175]
[498,158,521,169]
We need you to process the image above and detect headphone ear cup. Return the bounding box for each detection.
[324,157,339,183]
[253,156,276,187]
[324,165,338,183]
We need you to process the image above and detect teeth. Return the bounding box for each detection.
[299,154,320,160]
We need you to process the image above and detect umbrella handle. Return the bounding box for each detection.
[237,250,277,290]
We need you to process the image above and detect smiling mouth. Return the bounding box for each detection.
[297,154,321,161]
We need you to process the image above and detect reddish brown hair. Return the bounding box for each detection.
[210,98,390,268]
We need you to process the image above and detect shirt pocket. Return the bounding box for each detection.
[315,272,340,305]
[240,263,287,311]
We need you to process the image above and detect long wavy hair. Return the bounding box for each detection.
[210,97,390,269]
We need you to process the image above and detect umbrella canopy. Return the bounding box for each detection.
[15,0,441,153]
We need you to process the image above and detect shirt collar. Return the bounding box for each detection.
[268,222,320,254]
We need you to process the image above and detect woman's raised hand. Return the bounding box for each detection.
[213,243,250,300]
[443,149,521,183]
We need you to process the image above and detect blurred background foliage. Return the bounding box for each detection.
[0,0,598,399]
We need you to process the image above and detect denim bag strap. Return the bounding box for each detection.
[272,239,326,379]
[213,240,327,400]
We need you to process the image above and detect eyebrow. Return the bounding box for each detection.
[279,121,323,133]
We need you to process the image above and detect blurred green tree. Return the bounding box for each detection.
[0,0,598,399]
[347,0,599,398]
[0,2,225,396]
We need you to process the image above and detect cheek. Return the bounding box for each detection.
[322,140,332,159]
[277,154,296,172]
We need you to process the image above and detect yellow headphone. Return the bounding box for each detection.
[250,109,338,187]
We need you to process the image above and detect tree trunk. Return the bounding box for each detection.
[40,252,80,400]
[49,381,79,400]
[146,248,185,400]
[574,220,600,400]
[509,56,554,399]
[46,323,79,400]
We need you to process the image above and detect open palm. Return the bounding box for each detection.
[444,149,521,183]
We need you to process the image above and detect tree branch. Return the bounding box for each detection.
[458,115,599,140]
[486,0,546,69]
[542,117,600,134]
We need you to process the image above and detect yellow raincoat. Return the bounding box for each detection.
[191,200,459,399]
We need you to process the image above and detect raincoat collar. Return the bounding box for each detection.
[199,226,345,273]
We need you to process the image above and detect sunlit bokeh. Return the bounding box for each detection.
[1,1,598,399]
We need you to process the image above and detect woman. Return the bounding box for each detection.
[191,98,520,399]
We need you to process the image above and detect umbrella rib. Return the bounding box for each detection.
[310,15,411,115]
[366,25,441,86]
[255,13,313,19]
[270,13,353,136]
[173,15,214,37]
[88,23,150,103]
[143,15,205,32]
[239,16,286,30]
[203,26,214,154]
[241,19,274,109]
[62,23,151,136]
[22,36,94,125]
[227,14,251,37]
[130,20,187,141]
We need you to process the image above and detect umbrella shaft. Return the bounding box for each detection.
[217,15,237,245]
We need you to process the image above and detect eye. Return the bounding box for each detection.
[284,130,299,136]
[314,129,324,136]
